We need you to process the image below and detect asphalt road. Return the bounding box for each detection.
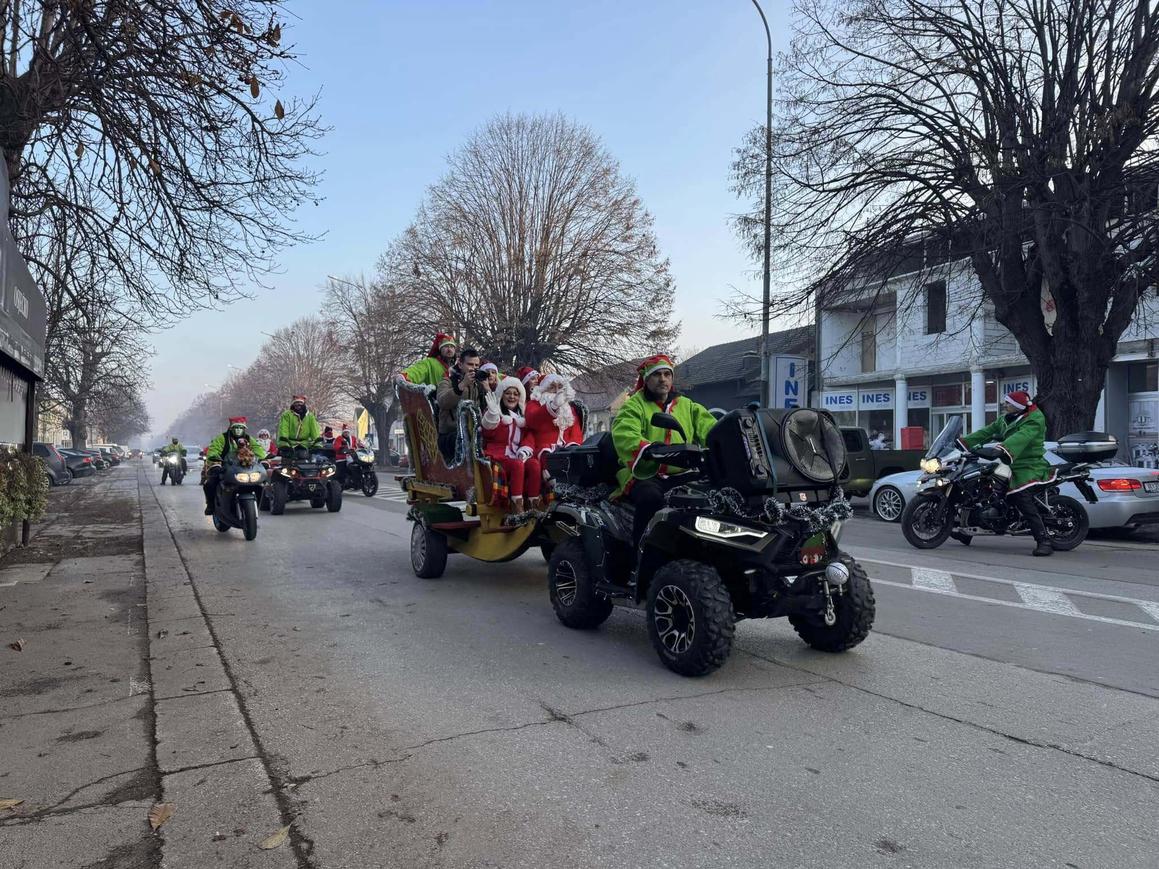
[146,472,1159,868]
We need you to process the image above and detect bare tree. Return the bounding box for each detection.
[731,0,1159,435]
[325,276,425,463]
[1,0,323,325]
[90,385,151,445]
[380,113,679,373]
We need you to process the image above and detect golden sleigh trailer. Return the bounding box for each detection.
[395,380,585,577]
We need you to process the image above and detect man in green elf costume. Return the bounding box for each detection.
[612,354,718,546]
[956,389,1054,556]
[399,333,458,388]
[203,416,266,515]
[276,394,323,460]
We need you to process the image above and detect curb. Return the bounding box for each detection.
[139,467,302,868]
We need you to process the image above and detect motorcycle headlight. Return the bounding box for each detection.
[920,458,941,474]
[693,516,768,541]
[235,471,260,483]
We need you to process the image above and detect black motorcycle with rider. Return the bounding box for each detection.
[901,392,1104,555]
[203,417,267,541]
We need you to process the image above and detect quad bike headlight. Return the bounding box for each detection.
[693,516,768,541]
[321,466,335,477]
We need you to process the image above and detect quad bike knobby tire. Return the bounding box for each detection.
[271,479,289,515]
[326,480,343,512]
[788,556,875,652]
[410,522,448,579]
[646,560,735,677]
[548,539,613,629]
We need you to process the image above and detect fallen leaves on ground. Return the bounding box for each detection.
[0,799,25,811]
[148,802,175,830]
[259,825,291,849]
[9,639,25,652]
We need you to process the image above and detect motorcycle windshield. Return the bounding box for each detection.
[926,416,964,459]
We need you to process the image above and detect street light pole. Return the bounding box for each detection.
[751,0,773,408]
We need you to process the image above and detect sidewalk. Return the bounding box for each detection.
[0,468,159,868]
[1,464,296,868]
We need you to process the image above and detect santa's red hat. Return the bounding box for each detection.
[426,333,458,358]
[480,362,499,376]
[517,366,540,387]
[631,354,675,393]
[1003,390,1035,412]
[291,394,306,403]
[228,416,247,425]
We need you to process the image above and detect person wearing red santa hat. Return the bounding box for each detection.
[398,333,458,387]
[516,366,540,390]
[481,376,542,512]
[957,389,1053,556]
[526,372,584,472]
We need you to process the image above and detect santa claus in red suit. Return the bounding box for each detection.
[526,373,584,464]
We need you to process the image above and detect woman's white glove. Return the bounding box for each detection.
[516,446,533,461]
[482,389,501,427]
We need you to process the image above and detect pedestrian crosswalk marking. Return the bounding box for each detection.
[912,567,956,593]
[1014,583,1082,616]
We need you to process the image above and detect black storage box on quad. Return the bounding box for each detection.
[706,407,847,497]
[1054,432,1119,463]
[544,432,620,487]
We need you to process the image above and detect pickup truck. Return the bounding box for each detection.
[840,428,925,497]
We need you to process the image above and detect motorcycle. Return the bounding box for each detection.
[262,447,342,514]
[536,407,874,677]
[900,417,1102,550]
[211,456,267,541]
[159,453,186,485]
[340,448,379,497]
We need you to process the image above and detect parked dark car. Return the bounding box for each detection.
[840,428,926,497]
[97,447,121,466]
[57,448,97,478]
[32,443,73,486]
[75,449,110,471]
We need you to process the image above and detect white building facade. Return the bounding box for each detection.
[814,259,1159,469]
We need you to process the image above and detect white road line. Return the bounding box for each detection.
[871,578,1159,633]
[862,557,1159,608]
[912,567,956,593]
[1014,583,1082,616]
[1138,601,1159,624]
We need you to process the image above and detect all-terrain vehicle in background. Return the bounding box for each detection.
[542,407,875,677]
[261,447,342,514]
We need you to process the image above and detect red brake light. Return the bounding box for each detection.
[1097,478,1141,492]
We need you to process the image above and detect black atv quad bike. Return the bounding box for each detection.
[542,407,875,677]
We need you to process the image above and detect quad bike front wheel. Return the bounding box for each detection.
[789,556,875,652]
[410,522,448,579]
[548,539,613,629]
[326,480,343,512]
[646,560,735,677]
[270,479,289,515]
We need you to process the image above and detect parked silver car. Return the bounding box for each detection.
[869,447,1159,531]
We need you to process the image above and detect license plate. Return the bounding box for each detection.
[1145,481,1159,493]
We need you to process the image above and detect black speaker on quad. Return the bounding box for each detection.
[706,407,846,496]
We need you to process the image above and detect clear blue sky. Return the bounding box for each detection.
[145,0,793,438]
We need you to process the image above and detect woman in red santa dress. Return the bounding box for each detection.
[526,373,584,471]
[480,376,541,513]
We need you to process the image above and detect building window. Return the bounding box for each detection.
[932,383,963,407]
[1127,361,1158,393]
[925,281,947,334]
[861,317,877,373]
